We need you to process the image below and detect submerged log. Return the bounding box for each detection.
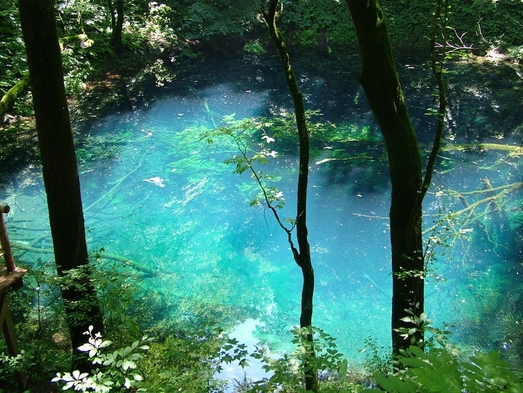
[440,143,523,154]
[315,141,522,165]
[10,241,158,277]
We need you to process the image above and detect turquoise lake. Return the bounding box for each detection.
[1,55,522,368]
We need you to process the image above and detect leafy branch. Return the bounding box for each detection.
[220,326,350,392]
[52,325,151,392]
[365,313,523,393]
[203,117,300,260]
[411,0,474,242]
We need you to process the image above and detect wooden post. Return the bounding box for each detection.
[0,205,16,272]
[0,293,27,390]
[0,204,27,390]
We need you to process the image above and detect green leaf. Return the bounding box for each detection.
[78,343,94,352]
[407,345,427,359]
[461,361,484,377]
[338,359,348,381]
[407,327,418,336]
[374,373,416,393]
[98,340,112,349]
[400,357,430,368]
[122,360,137,371]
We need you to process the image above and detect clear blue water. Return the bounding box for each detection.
[2,58,522,367]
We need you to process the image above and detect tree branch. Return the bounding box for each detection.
[0,75,30,118]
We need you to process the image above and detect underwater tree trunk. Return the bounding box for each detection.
[263,1,317,391]
[19,0,104,369]
[344,0,425,355]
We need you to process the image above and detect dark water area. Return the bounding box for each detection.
[1,53,523,372]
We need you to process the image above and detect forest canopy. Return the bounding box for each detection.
[1,0,523,116]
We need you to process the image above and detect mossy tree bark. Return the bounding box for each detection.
[0,75,30,118]
[344,0,425,355]
[19,0,104,369]
[263,0,317,391]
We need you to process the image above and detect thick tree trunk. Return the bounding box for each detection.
[263,1,317,391]
[344,0,424,355]
[18,0,104,369]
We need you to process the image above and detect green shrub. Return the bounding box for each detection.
[51,325,151,392]
[364,315,523,393]
[364,346,523,393]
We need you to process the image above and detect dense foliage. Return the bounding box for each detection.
[1,0,522,124]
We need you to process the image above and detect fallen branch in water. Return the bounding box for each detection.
[84,152,145,212]
[423,180,523,254]
[352,212,388,220]
[439,143,523,154]
[315,141,523,166]
[362,273,390,300]
[10,241,157,277]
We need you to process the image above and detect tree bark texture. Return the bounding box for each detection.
[18,0,104,368]
[344,0,425,354]
[264,1,317,391]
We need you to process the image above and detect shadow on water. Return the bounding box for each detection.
[1,53,522,366]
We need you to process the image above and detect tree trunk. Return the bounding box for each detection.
[344,0,424,355]
[18,0,104,370]
[107,0,116,33]
[110,0,124,51]
[263,1,317,391]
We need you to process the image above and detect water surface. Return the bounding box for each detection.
[2,56,522,366]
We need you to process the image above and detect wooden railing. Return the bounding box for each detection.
[0,204,27,390]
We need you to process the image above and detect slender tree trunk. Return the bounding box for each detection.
[107,0,116,32]
[263,1,317,391]
[344,0,424,355]
[110,0,124,51]
[19,0,104,369]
